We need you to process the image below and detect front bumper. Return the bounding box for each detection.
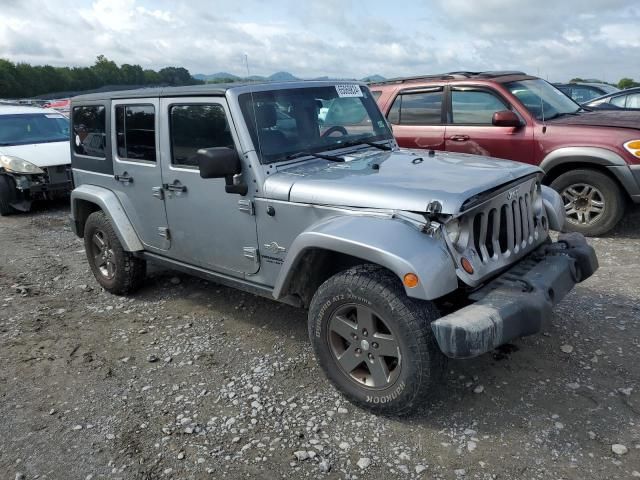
[431,233,598,359]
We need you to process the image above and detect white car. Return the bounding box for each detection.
[0,105,72,215]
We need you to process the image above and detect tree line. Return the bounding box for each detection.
[0,55,203,99]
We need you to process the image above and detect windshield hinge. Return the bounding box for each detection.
[243,247,259,264]
[158,227,170,240]
[238,199,254,215]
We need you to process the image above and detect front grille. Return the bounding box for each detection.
[43,165,72,185]
[471,186,539,264]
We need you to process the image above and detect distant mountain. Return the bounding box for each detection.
[361,74,386,82]
[193,72,240,81]
[268,71,299,81]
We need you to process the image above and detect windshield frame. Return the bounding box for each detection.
[505,79,582,121]
[236,84,394,165]
[0,112,70,147]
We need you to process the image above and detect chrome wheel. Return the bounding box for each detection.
[90,230,116,279]
[561,183,605,226]
[328,304,401,389]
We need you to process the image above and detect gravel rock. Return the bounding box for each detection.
[612,444,628,455]
[356,457,371,470]
[473,385,484,394]
[318,459,331,473]
[560,344,574,354]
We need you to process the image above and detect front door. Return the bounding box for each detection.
[444,87,534,164]
[111,99,169,250]
[159,97,259,275]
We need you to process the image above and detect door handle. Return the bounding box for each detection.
[114,172,133,183]
[449,135,470,142]
[164,181,187,193]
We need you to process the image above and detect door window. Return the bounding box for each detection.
[626,93,640,109]
[72,105,106,158]
[115,105,156,162]
[610,95,627,107]
[169,104,234,168]
[387,91,443,125]
[451,90,508,125]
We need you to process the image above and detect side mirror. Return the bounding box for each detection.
[197,147,247,195]
[492,110,522,127]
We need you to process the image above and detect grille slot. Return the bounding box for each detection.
[472,190,537,263]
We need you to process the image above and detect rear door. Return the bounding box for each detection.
[158,97,259,275]
[111,99,170,250]
[386,87,446,150]
[444,86,534,163]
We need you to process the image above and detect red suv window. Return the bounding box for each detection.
[388,89,443,125]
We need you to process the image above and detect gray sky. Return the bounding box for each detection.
[1,0,638,82]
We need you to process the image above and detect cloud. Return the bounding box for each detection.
[0,0,638,82]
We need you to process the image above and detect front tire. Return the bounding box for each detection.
[84,211,146,294]
[0,175,17,216]
[308,264,445,415]
[550,169,625,236]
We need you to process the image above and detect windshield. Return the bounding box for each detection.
[238,85,393,163]
[0,113,69,146]
[506,79,581,120]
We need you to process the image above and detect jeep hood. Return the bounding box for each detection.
[0,141,70,168]
[545,110,640,129]
[263,149,541,214]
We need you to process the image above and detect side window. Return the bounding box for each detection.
[387,91,443,125]
[451,90,508,125]
[403,91,443,125]
[115,105,156,162]
[387,95,401,124]
[610,95,627,108]
[170,104,233,168]
[73,105,106,158]
[626,93,640,109]
[370,91,382,101]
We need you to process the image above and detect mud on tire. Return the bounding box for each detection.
[308,264,445,415]
[83,210,146,295]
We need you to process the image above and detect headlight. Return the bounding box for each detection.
[623,140,640,158]
[0,155,44,174]
[445,218,461,245]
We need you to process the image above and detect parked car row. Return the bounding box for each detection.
[2,73,640,237]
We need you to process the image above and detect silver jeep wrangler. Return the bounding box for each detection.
[69,81,598,414]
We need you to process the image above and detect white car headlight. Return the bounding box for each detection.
[0,154,44,174]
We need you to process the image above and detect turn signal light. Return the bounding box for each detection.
[403,273,419,288]
[624,140,640,158]
[461,257,474,274]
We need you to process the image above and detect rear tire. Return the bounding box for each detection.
[550,168,625,236]
[308,264,445,415]
[84,211,146,294]
[0,175,17,216]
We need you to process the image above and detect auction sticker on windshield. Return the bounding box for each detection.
[335,84,363,98]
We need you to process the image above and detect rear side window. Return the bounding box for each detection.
[611,95,627,107]
[387,90,443,125]
[115,105,156,162]
[170,104,233,168]
[73,105,106,158]
[370,91,382,100]
[451,90,507,125]
[626,93,640,109]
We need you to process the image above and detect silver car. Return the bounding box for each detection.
[69,81,598,415]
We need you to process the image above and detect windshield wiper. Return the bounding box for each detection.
[334,138,393,151]
[285,151,345,162]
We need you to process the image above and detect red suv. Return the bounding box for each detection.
[371,71,640,235]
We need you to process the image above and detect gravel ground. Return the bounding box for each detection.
[1,200,640,480]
